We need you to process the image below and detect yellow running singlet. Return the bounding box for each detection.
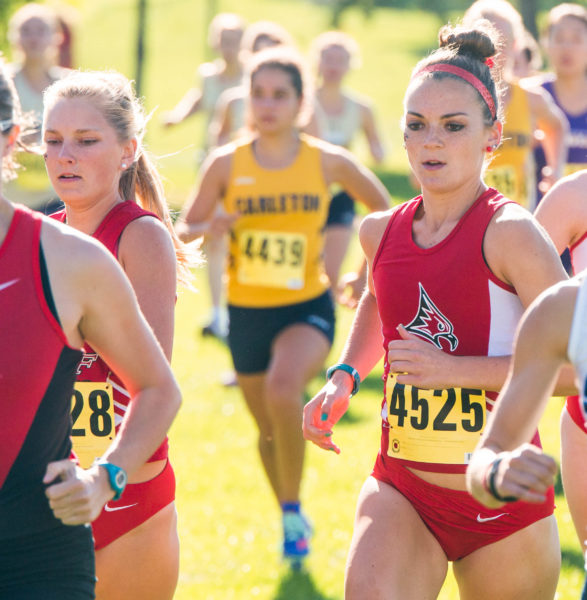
[224,134,331,308]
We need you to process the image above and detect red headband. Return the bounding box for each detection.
[414,63,496,121]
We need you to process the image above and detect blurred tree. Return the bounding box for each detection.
[518,0,538,38]
[0,0,26,54]
[322,0,548,31]
[330,0,374,26]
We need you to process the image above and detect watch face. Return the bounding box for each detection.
[114,469,127,488]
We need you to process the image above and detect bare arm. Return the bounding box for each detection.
[208,89,236,148]
[303,212,389,452]
[534,170,587,254]
[466,281,576,507]
[118,216,177,360]
[161,87,203,127]
[174,149,235,243]
[43,230,180,524]
[322,145,390,212]
[528,87,569,191]
[360,102,385,164]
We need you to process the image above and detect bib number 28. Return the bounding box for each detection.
[70,382,115,468]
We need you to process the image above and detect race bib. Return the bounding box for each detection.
[71,382,115,468]
[237,229,306,289]
[385,373,485,465]
[485,166,518,199]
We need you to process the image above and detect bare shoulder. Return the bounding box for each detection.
[40,216,115,273]
[519,72,554,92]
[538,170,587,216]
[314,137,353,165]
[524,83,559,115]
[345,89,374,111]
[484,202,563,289]
[486,202,545,246]
[119,215,175,263]
[197,60,222,80]
[202,142,236,179]
[522,278,579,357]
[359,208,395,260]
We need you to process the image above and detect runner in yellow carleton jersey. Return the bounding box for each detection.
[176,46,389,565]
[464,1,568,212]
[485,82,534,208]
[224,133,330,307]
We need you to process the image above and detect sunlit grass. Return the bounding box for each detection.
[10,1,583,596]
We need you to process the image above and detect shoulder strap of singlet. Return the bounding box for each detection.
[51,202,159,258]
[92,201,158,257]
[372,198,419,272]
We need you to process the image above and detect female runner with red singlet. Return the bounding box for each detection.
[303,23,569,600]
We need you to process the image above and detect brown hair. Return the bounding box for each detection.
[43,70,199,286]
[241,21,294,56]
[545,3,587,37]
[311,31,362,70]
[411,23,503,125]
[247,46,313,126]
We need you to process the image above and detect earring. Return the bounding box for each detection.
[121,163,127,169]
[485,146,494,152]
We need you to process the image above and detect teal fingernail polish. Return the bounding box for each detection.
[321,413,328,421]
[325,432,332,437]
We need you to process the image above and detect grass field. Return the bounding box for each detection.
[5,0,585,597]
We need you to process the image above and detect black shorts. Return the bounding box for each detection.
[326,190,356,227]
[228,291,335,374]
[0,524,95,599]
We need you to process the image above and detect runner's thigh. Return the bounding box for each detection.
[454,514,560,600]
[345,476,448,600]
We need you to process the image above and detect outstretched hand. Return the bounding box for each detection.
[302,372,354,454]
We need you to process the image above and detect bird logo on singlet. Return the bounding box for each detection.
[404,283,458,351]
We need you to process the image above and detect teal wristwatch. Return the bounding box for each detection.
[326,363,360,396]
[95,461,127,501]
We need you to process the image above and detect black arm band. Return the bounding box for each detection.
[486,457,519,503]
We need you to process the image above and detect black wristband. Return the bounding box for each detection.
[486,457,518,503]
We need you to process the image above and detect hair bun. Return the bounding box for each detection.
[438,24,496,62]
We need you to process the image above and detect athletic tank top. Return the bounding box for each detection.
[372,188,542,474]
[52,202,168,467]
[485,83,535,209]
[315,92,362,148]
[543,79,587,176]
[568,275,587,422]
[0,205,82,538]
[224,134,330,307]
[199,62,243,117]
[571,231,587,275]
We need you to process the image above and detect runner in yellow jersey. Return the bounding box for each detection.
[176,46,390,564]
[464,0,568,211]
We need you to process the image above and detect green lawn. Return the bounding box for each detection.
[172,267,584,600]
[6,0,585,596]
